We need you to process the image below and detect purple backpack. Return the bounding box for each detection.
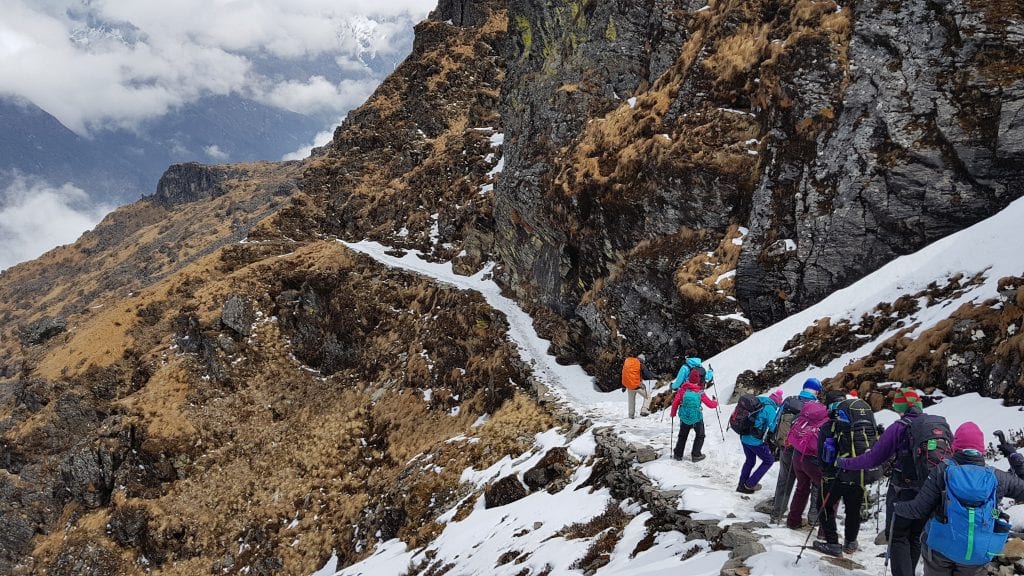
[788,401,829,457]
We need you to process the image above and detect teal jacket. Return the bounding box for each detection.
[671,357,715,390]
[741,397,779,446]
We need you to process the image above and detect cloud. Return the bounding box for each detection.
[0,0,436,134]
[0,175,113,271]
[282,121,342,161]
[204,145,230,160]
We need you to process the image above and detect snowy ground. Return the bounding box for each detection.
[317,196,1024,576]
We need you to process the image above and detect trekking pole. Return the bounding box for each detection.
[795,479,835,566]
[883,508,897,576]
[706,364,726,440]
[670,414,676,459]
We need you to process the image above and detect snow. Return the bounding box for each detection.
[627,97,637,108]
[323,196,1024,576]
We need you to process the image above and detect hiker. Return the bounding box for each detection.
[996,432,1024,480]
[736,389,782,494]
[812,396,882,556]
[621,354,656,418]
[785,399,829,529]
[893,422,1024,576]
[670,348,714,391]
[836,387,949,576]
[670,368,718,462]
[770,378,822,524]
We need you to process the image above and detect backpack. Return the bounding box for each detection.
[896,414,954,489]
[830,398,882,484]
[925,461,1011,566]
[621,357,642,390]
[773,395,807,449]
[729,394,765,436]
[679,390,703,425]
[789,402,829,457]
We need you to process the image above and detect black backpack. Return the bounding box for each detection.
[831,398,882,484]
[895,414,953,489]
[729,394,764,436]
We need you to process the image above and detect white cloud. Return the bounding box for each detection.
[282,121,342,161]
[0,175,112,271]
[204,144,229,160]
[258,76,379,115]
[0,0,436,134]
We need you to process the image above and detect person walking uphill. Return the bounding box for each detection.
[894,422,1024,576]
[770,378,822,524]
[621,354,656,418]
[736,389,782,494]
[836,387,947,576]
[785,399,830,530]
[671,349,714,391]
[670,369,718,462]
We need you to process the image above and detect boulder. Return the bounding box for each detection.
[221,294,255,337]
[18,316,66,346]
[484,475,527,509]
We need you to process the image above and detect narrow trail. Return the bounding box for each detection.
[340,240,888,575]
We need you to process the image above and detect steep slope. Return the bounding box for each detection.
[493,0,1024,389]
[1,1,1022,575]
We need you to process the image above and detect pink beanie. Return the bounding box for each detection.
[952,422,985,453]
[769,389,784,405]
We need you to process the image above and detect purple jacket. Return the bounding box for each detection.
[838,410,922,470]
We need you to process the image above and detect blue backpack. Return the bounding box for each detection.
[679,391,703,425]
[925,461,1012,566]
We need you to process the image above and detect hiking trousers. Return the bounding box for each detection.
[819,479,864,545]
[890,485,926,576]
[921,545,986,576]
[627,384,650,418]
[787,451,822,528]
[674,421,705,459]
[771,446,796,519]
[739,442,774,488]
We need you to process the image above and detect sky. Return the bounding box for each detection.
[0,0,436,271]
[333,196,1024,575]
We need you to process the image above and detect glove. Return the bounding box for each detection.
[620,387,625,393]
[835,457,848,469]
[999,443,1017,459]
[877,424,886,436]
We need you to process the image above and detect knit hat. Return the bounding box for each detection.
[802,378,822,393]
[952,422,985,453]
[769,388,784,405]
[892,387,923,413]
[638,353,646,361]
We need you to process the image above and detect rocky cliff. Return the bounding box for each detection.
[1,0,1023,574]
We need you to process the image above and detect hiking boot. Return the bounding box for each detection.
[785,520,803,530]
[691,454,706,462]
[640,410,650,417]
[737,479,761,494]
[672,455,683,461]
[843,540,858,554]
[812,540,844,557]
[874,531,887,546]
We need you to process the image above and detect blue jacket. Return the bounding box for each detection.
[671,357,714,390]
[741,397,779,446]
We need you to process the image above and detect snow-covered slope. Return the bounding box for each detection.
[323,197,1024,576]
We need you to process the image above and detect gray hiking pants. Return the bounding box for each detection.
[627,383,650,418]
[921,546,986,576]
[772,447,819,521]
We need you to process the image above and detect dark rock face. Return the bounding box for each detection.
[523,447,571,490]
[484,474,527,508]
[494,0,1024,371]
[153,162,226,206]
[49,538,123,576]
[59,447,119,508]
[18,316,67,346]
[738,0,1024,327]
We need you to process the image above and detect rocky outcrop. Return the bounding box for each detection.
[18,316,66,346]
[484,474,528,508]
[153,162,228,206]
[737,0,1024,327]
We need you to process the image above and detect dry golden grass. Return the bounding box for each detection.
[703,24,769,83]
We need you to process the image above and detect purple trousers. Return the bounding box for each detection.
[788,451,822,527]
[740,442,775,488]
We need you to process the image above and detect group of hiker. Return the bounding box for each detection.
[622,352,1024,576]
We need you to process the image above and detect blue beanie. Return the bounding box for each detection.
[802,378,822,392]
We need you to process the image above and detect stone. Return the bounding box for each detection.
[221,294,255,337]
[523,447,572,490]
[484,475,527,509]
[635,447,658,463]
[154,163,227,206]
[720,526,759,549]
[731,541,766,562]
[17,316,66,346]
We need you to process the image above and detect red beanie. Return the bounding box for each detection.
[952,422,985,453]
